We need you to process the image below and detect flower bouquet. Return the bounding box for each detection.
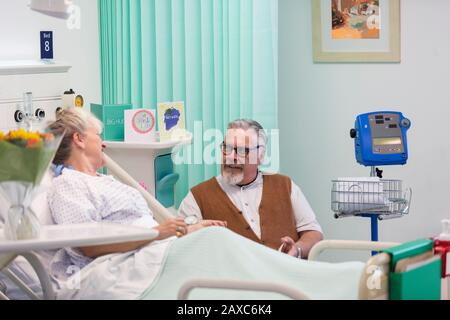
[0,129,62,240]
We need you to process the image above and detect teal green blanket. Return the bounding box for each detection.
[139,227,365,300]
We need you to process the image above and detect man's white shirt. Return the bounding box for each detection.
[178,172,322,239]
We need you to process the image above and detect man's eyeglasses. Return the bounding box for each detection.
[221,142,260,157]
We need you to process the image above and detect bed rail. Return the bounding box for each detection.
[0,254,16,270]
[1,252,56,300]
[308,240,398,300]
[178,278,310,300]
[0,289,8,300]
[308,240,399,261]
[358,252,391,300]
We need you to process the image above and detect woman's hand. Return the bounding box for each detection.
[154,218,188,240]
[187,220,227,234]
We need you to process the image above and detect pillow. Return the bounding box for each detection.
[30,170,55,226]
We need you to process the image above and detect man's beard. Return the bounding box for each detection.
[221,165,245,185]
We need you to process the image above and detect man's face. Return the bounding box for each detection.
[221,128,260,185]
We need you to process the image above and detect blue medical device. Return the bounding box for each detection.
[351,111,411,167]
[347,111,412,254]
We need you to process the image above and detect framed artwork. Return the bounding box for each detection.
[312,0,401,62]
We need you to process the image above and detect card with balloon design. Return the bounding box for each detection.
[124,109,157,143]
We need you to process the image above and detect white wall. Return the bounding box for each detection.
[280,0,450,261]
[0,0,101,107]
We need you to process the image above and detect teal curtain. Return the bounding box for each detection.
[98,0,278,207]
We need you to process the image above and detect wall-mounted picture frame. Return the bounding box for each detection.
[312,0,401,63]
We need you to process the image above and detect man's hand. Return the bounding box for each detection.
[279,236,301,258]
[280,231,323,259]
[187,220,227,233]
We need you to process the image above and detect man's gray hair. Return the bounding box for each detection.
[227,119,268,150]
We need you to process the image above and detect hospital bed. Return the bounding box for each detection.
[0,155,446,300]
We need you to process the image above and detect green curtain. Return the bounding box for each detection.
[98,0,278,207]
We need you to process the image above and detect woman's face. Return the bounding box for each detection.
[83,125,105,169]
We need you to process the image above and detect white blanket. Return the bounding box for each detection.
[55,228,365,300]
[56,238,172,300]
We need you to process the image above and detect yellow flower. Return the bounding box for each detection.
[4,129,46,147]
[8,129,28,140]
[27,132,41,141]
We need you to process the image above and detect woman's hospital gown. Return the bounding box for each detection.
[47,168,172,299]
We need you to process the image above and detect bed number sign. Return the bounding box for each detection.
[40,31,53,60]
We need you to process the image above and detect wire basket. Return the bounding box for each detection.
[331,178,411,219]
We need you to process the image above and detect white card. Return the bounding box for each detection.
[124,109,157,143]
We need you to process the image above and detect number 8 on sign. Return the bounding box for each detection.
[40,31,53,59]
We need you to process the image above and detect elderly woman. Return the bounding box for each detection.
[46,108,226,298]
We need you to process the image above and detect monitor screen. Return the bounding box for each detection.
[373,137,402,146]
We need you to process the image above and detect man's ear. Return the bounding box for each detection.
[257,145,266,165]
[72,132,85,149]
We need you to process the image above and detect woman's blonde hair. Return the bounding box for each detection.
[47,108,103,165]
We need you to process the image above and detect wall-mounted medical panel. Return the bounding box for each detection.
[0,61,71,132]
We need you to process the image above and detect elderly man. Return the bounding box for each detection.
[179,119,323,259]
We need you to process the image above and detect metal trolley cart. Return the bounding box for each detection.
[332,112,412,251]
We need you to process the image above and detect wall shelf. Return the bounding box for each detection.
[0,60,71,75]
[104,133,193,150]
